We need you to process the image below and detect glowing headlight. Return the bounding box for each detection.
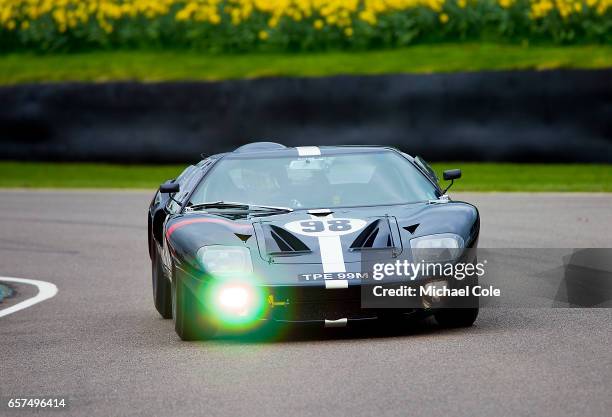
[410,234,464,261]
[209,281,266,326]
[197,245,253,275]
[217,285,253,315]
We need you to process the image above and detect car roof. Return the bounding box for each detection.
[202,142,412,161]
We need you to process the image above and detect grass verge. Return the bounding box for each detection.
[0,162,610,192]
[1,44,611,85]
[435,163,612,192]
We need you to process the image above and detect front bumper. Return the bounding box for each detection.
[175,257,480,329]
[176,266,431,327]
[265,284,422,325]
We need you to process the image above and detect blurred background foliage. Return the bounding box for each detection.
[1,0,610,53]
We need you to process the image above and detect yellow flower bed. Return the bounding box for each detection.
[1,0,610,51]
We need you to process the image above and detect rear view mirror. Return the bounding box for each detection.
[159,182,180,194]
[443,169,461,181]
[441,169,461,194]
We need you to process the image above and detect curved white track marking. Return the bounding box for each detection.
[0,277,58,318]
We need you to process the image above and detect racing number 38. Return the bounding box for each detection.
[284,218,367,237]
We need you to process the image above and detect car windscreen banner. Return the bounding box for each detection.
[358,248,612,309]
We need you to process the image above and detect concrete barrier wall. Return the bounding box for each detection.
[1,69,610,163]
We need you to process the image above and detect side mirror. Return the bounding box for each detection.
[159,182,180,194]
[441,169,461,194]
[443,169,461,181]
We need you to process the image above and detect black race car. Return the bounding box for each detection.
[148,142,480,340]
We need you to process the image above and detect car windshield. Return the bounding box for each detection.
[189,151,438,210]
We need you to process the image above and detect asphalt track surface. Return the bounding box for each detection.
[1,191,610,417]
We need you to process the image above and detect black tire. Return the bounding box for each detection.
[172,270,217,341]
[434,307,479,328]
[434,273,479,328]
[152,246,172,319]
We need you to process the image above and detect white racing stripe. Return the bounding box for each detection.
[325,318,348,328]
[318,236,347,274]
[296,146,321,156]
[0,277,58,318]
[325,280,348,289]
[310,213,346,274]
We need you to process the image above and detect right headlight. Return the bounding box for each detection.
[410,233,464,262]
[410,234,464,250]
[197,245,253,275]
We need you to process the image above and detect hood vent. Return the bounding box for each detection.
[264,224,311,256]
[235,233,252,242]
[308,209,334,217]
[403,223,420,234]
[350,219,395,250]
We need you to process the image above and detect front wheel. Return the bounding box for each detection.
[434,307,479,328]
[171,270,217,341]
[152,246,172,319]
[434,274,479,328]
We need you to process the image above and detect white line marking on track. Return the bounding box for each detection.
[0,277,58,318]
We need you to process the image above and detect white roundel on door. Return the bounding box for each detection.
[284,218,367,237]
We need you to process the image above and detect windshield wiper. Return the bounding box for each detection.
[186,201,293,213]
